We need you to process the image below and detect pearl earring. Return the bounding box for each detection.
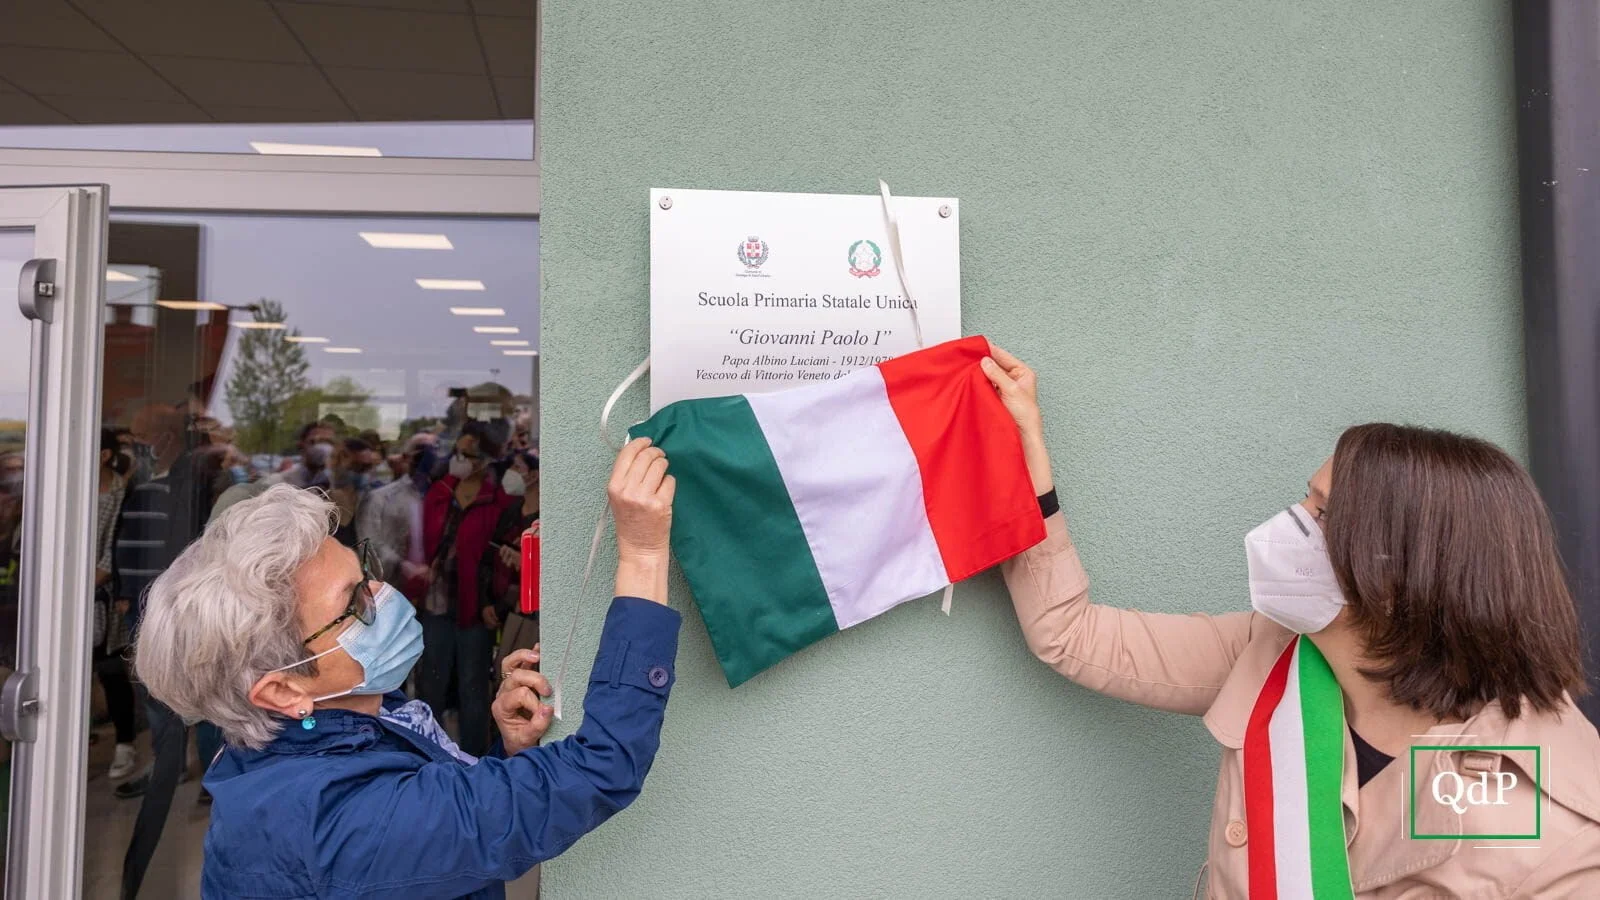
[298,708,316,730]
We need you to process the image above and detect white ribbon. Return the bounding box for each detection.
[878,179,926,350]
[553,353,647,719]
[599,355,652,452]
[550,497,612,721]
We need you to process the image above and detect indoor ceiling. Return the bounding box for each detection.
[0,0,536,125]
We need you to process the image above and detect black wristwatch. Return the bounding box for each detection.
[1037,488,1059,519]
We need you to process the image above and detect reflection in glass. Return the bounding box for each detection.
[79,211,538,898]
[0,227,37,886]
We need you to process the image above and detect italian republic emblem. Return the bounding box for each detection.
[737,236,770,269]
[848,239,882,278]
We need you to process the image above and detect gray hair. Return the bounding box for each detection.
[135,484,336,749]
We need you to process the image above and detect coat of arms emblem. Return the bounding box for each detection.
[847,239,882,278]
[737,236,770,269]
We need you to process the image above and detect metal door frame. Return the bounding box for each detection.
[0,184,108,900]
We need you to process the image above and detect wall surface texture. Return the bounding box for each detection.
[539,2,1523,896]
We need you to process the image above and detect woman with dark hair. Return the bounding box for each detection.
[982,346,1599,897]
[482,451,540,672]
[418,421,513,757]
[94,427,139,780]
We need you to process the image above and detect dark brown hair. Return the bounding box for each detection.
[1324,423,1587,720]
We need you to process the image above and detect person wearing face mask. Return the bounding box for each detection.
[981,346,1600,898]
[264,421,339,491]
[225,447,251,488]
[131,438,680,900]
[482,452,541,671]
[324,441,367,549]
[326,438,382,549]
[340,437,380,494]
[418,422,514,757]
[356,433,440,601]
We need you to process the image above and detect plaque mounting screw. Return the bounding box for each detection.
[659,195,673,210]
[938,205,951,218]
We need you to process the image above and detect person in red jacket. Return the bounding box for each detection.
[417,421,512,756]
[482,451,540,676]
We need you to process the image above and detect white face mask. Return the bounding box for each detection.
[501,469,526,497]
[1245,505,1345,634]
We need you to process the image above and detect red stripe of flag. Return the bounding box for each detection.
[877,336,1046,582]
[1244,638,1298,900]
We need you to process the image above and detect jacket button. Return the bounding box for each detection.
[647,666,669,688]
[1225,820,1248,847]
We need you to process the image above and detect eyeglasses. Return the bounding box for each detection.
[302,539,380,646]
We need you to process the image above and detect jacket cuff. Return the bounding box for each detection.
[1034,511,1075,556]
[588,596,682,697]
[1009,512,1089,597]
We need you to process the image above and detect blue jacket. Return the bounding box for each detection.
[200,596,680,899]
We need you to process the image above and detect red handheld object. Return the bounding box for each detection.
[519,530,540,615]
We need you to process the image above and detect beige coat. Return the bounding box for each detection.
[1002,513,1600,898]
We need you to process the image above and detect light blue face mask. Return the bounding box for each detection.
[273,583,424,702]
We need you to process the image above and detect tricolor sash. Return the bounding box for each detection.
[1243,636,1355,899]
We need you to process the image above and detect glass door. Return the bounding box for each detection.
[77,210,536,899]
[0,185,108,900]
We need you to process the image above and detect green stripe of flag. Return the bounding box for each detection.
[632,395,838,686]
[1298,638,1356,900]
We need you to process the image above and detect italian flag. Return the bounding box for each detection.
[1243,636,1355,900]
[631,336,1046,686]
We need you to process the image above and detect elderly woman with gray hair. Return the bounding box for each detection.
[135,438,680,900]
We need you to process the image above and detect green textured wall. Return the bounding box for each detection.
[538,2,1523,896]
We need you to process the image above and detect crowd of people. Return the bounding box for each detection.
[75,394,541,898]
